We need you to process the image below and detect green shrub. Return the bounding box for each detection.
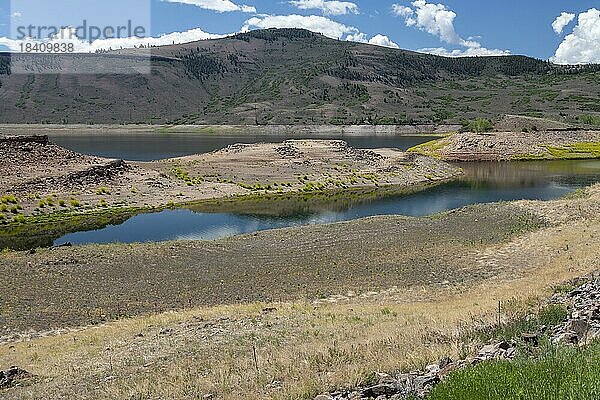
[70,199,81,208]
[460,118,493,133]
[468,304,568,344]
[0,195,18,204]
[579,114,600,126]
[58,199,67,207]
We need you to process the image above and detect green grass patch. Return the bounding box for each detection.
[0,195,18,204]
[96,187,111,195]
[407,138,449,159]
[543,142,600,159]
[428,340,600,400]
[69,198,81,208]
[579,114,600,126]
[469,303,568,344]
[511,153,549,161]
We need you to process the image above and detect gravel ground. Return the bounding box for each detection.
[0,203,543,337]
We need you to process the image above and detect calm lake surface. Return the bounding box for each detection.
[54,159,600,246]
[48,133,440,161]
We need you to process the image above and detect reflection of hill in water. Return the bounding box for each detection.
[188,185,433,218]
[0,211,137,250]
[458,161,600,189]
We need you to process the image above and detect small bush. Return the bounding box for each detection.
[460,118,493,133]
[70,199,81,208]
[96,187,111,195]
[0,195,18,204]
[58,199,67,207]
[579,114,600,126]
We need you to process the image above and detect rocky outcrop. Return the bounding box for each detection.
[313,274,599,400]
[312,340,518,400]
[0,135,49,145]
[0,367,33,389]
[550,275,599,346]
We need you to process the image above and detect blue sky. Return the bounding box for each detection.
[1,0,599,64]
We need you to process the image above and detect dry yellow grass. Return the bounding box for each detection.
[2,212,599,399]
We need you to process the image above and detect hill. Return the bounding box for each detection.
[0,28,599,125]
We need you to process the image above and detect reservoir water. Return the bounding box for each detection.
[48,133,441,161]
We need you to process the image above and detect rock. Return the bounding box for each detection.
[497,341,511,351]
[425,364,440,375]
[361,383,400,397]
[438,356,453,369]
[566,319,590,337]
[521,332,539,346]
[413,375,439,394]
[438,362,458,378]
[0,367,33,389]
[314,395,333,400]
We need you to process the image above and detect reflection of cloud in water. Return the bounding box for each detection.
[176,225,243,241]
[176,211,346,241]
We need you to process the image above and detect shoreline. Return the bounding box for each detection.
[0,123,458,137]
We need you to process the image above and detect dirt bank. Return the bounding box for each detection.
[409,130,600,161]
[0,124,459,136]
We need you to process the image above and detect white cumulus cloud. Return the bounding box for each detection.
[0,27,226,53]
[552,8,600,65]
[346,32,399,48]
[368,34,399,49]
[392,0,509,57]
[163,0,256,13]
[243,14,399,49]
[552,12,576,34]
[242,14,359,39]
[419,46,510,57]
[289,0,358,15]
